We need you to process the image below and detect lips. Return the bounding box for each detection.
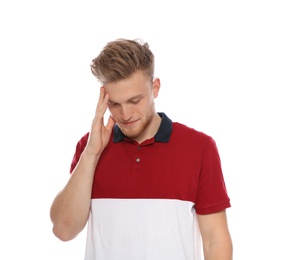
[121,119,138,128]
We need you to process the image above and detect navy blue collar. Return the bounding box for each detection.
[113,112,172,143]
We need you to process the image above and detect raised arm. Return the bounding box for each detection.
[50,87,115,241]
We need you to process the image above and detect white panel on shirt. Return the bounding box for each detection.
[84,199,202,260]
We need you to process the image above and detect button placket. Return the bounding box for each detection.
[133,145,141,172]
[135,146,141,162]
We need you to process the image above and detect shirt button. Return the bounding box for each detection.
[136,158,140,162]
[137,146,141,150]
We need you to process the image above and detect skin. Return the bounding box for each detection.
[105,70,162,144]
[50,70,161,241]
[49,86,115,241]
[50,70,232,259]
[198,211,233,260]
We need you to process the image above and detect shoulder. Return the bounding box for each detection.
[170,122,220,156]
[172,122,213,143]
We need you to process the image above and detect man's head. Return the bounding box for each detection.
[91,38,160,143]
[90,38,154,85]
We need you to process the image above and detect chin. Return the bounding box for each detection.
[123,130,139,139]
[121,127,142,139]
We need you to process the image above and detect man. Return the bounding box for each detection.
[50,38,233,260]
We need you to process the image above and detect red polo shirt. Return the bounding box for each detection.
[71,112,230,214]
[70,113,231,260]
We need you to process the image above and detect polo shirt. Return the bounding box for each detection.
[70,112,231,260]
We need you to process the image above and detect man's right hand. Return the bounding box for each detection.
[85,87,115,156]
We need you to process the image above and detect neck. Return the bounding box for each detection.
[136,112,162,144]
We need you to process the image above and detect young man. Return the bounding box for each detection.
[50,38,233,260]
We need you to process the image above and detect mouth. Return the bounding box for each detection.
[120,119,138,128]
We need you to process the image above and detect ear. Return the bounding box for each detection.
[152,78,161,98]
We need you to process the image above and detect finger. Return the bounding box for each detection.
[96,87,105,110]
[95,87,109,118]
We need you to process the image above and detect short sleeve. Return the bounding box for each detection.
[194,136,231,214]
[69,132,89,174]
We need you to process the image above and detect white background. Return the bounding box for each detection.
[0,0,285,259]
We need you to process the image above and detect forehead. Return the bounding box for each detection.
[104,71,151,102]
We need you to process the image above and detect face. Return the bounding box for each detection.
[104,70,160,142]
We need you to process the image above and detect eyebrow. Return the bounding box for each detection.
[109,94,143,104]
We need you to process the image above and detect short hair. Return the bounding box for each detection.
[90,38,154,84]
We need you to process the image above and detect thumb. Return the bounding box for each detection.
[106,115,115,133]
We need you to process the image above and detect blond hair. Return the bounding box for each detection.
[90,38,154,84]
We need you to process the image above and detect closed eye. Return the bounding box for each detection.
[108,95,143,107]
[128,95,143,104]
[129,99,141,104]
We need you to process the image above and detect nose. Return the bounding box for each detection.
[120,104,132,121]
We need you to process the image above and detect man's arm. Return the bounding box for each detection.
[197,210,233,260]
[50,87,115,241]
